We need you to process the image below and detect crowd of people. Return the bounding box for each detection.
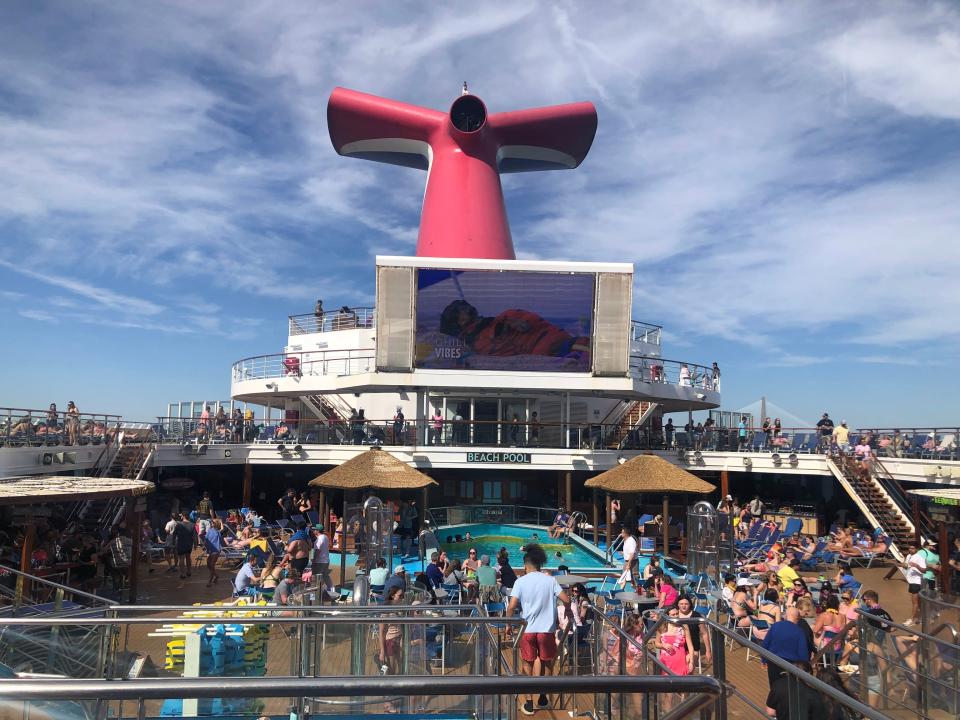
[1,402,114,446]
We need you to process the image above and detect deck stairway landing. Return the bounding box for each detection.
[606,401,658,448]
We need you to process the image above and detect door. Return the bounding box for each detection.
[482,480,503,504]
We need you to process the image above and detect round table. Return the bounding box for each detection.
[615,591,647,603]
[555,574,589,586]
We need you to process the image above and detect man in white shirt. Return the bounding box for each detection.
[311,524,335,599]
[619,525,640,592]
[507,544,570,715]
[903,545,926,625]
[163,513,179,573]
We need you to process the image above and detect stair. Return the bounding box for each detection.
[826,456,922,562]
[606,401,658,448]
[69,442,154,534]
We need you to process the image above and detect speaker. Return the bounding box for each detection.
[375,265,415,371]
[592,272,632,376]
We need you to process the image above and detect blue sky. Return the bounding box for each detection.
[0,1,958,427]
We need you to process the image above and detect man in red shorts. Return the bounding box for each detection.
[506,543,570,714]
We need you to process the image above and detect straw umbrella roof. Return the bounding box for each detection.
[0,475,155,506]
[585,455,716,495]
[309,447,437,491]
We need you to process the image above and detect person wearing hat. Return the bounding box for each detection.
[919,539,940,592]
[383,565,407,596]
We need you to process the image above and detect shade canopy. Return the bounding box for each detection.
[585,455,716,495]
[309,447,438,491]
[0,475,155,506]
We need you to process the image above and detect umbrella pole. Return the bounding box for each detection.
[592,490,599,546]
[662,494,669,559]
[340,493,348,592]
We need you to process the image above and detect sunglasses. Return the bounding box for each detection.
[469,551,477,555]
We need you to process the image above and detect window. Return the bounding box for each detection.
[443,480,456,497]
[459,480,474,499]
[483,481,503,503]
[510,480,524,500]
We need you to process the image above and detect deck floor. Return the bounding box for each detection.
[113,556,932,719]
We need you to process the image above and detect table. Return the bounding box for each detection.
[555,574,589,586]
[433,587,448,599]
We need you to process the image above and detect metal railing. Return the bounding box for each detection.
[232,348,375,382]
[855,427,960,460]
[0,406,122,447]
[288,307,376,335]
[429,504,562,529]
[631,320,662,346]
[628,357,716,389]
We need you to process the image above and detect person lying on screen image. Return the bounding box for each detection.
[438,300,590,365]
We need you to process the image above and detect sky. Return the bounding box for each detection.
[0,1,958,427]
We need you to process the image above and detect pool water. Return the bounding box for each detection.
[437,523,610,569]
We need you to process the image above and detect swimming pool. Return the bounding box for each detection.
[437,523,612,570]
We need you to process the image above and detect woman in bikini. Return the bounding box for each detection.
[730,584,757,630]
[813,595,845,651]
[753,589,781,640]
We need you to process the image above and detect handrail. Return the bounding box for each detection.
[0,563,115,607]
[0,673,724,701]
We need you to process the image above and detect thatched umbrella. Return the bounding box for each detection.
[585,455,716,558]
[309,447,437,583]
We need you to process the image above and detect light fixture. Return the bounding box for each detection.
[742,457,752,467]
[771,452,781,466]
[788,453,798,465]
[197,444,208,456]
[695,392,706,400]
[293,445,304,454]
[693,450,703,460]
[181,443,195,455]
[224,449,232,458]
[265,382,277,390]
[277,443,287,453]
[40,452,53,466]
[617,454,626,465]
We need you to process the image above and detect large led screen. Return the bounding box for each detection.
[414,269,595,372]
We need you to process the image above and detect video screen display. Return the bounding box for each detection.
[414,268,595,372]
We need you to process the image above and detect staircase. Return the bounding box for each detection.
[70,442,154,535]
[605,401,658,448]
[826,455,932,562]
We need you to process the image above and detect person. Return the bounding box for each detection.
[196,491,214,538]
[310,524,334,598]
[297,492,312,515]
[903,544,926,625]
[425,551,445,588]
[275,422,291,441]
[678,363,691,386]
[476,554,498,602]
[676,595,712,669]
[859,590,894,708]
[274,568,301,606]
[765,661,828,720]
[737,416,748,451]
[761,418,772,449]
[430,408,443,445]
[392,407,405,444]
[369,558,389,588]
[174,512,194,579]
[350,409,366,445]
[530,411,541,446]
[643,554,662,587]
[233,555,261,595]
[277,489,295,521]
[919,539,940,592]
[383,565,407,596]
[761,607,811,688]
[163,513,180,573]
[399,500,418,557]
[103,527,133,590]
[283,524,311,574]
[949,536,960,595]
[618,524,640,592]
[787,578,812,606]
[833,420,850,453]
[314,298,324,322]
[61,401,79,445]
[720,574,737,605]
[139,519,156,575]
[754,589,781,641]
[378,586,405,712]
[711,362,720,391]
[497,549,518,591]
[438,299,590,365]
[749,495,764,522]
[816,413,835,453]
[693,421,704,450]
[655,604,694,676]
[46,403,58,430]
[813,595,844,650]
[506,544,570,715]
[773,417,781,440]
[664,418,675,448]
[203,519,224,587]
[548,508,572,539]
[656,574,679,608]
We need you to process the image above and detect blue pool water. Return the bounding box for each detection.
[437,523,611,570]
